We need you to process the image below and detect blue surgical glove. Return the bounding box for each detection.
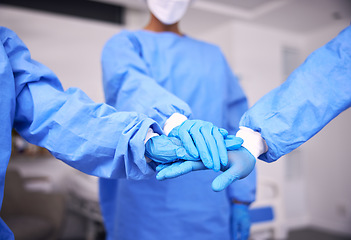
[156,147,255,192]
[145,135,196,164]
[231,203,251,240]
[168,120,229,172]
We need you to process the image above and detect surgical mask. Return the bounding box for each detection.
[147,0,192,25]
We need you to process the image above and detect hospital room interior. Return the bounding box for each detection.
[1,0,351,239]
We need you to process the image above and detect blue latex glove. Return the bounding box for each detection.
[145,135,196,164]
[168,120,229,172]
[231,203,251,240]
[156,147,255,192]
[146,135,243,164]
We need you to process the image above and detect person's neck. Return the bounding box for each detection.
[144,14,183,36]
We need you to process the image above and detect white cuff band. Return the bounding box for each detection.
[236,127,268,158]
[144,128,159,144]
[163,113,188,136]
[144,128,159,163]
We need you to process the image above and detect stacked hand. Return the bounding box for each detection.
[168,120,231,171]
[145,120,254,240]
[155,146,255,191]
[145,119,256,192]
[145,134,243,164]
[145,135,196,163]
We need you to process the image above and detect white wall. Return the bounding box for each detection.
[0,5,122,103]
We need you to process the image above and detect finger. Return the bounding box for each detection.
[211,166,241,192]
[156,161,206,180]
[178,147,201,161]
[213,127,228,167]
[146,145,186,164]
[225,135,243,151]
[156,161,183,180]
[177,121,200,158]
[228,148,256,179]
[169,137,200,161]
[145,136,185,163]
[200,124,220,171]
[156,164,171,172]
[175,147,187,159]
[190,123,214,170]
[218,128,228,138]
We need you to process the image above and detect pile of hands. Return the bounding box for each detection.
[145,119,256,192]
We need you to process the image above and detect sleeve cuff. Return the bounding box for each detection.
[236,126,268,158]
[144,128,159,144]
[144,128,160,163]
[163,113,188,136]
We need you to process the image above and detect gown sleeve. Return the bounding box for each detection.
[101,31,192,128]
[1,27,162,180]
[239,25,351,163]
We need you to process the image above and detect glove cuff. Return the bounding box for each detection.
[144,128,160,144]
[163,113,188,136]
[236,127,268,158]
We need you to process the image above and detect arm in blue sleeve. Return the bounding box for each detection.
[221,56,256,203]
[2,27,163,180]
[240,25,351,162]
[101,31,191,128]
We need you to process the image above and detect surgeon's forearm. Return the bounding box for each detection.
[236,127,268,159]
[239,25,351,162]
[102,33,192,128]
[6,27,163,180]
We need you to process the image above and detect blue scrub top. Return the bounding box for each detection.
[100,30,256,240]
[240,25,351,162]
[0,27,162,239]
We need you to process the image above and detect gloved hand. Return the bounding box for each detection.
[146,135,243,164]
[156,146,255,192]
[231,203,251,240]
[168,120,229,172]
[145,135,196,164]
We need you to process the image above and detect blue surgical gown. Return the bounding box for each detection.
[240,25,351,162]
[100,30,256,240]
[0,27,162,239]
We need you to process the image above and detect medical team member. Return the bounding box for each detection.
[0,26,210,239]
[157,24,351,190]
[99,0,256,239]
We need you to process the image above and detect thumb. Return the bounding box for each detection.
[211,166,241,192]
[225,135,243,150]
[175,147,187,159]
[218,128,228,137]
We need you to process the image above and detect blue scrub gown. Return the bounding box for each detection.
[100,30,256,240]
[0,27,162,239]
[240,25,351,163]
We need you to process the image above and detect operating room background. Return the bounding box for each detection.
[1,0,351,239]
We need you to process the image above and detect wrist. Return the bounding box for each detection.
[163,113,188,135]
[144,128,159,163]
[144,128,159,144]
[236,127,268,158]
